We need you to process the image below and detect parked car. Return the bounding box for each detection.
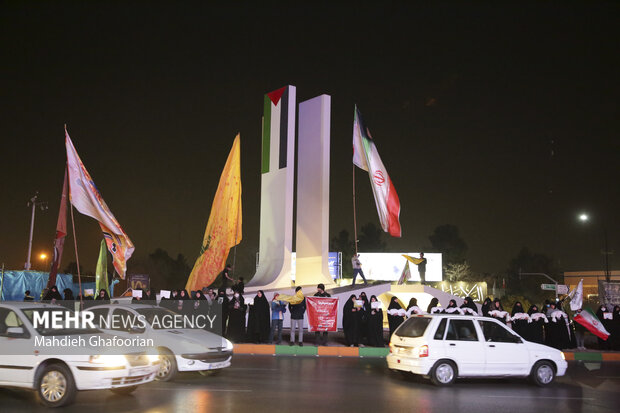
[88,303,233,381]
[0,302,159,407]
[387,314,567,386]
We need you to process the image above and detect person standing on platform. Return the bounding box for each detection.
[269,293,287,344]
[313,283,331,346]
[289,286,306,347]
[416,253,427,283]
[351,253,368,286]
[220,264,235,292]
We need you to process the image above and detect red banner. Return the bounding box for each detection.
[307,297,339,332]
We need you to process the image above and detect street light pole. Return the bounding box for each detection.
[520,272,559,301]
[24,193,47,270]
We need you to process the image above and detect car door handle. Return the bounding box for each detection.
[488,344,495,348]
[449,343,456,346]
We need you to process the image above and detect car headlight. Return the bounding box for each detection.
[224,339,234,351]
[89,354,126,367]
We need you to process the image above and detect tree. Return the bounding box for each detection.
[330,229,354,277]
[428,224,468,264]
[444,262,474,282]
[127,248,191,290]
[505,247,558,303]
[358,222,387,252]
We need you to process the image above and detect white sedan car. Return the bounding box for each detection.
[387,314,567,386]
[89,303,233,381]
[0,302,159,407]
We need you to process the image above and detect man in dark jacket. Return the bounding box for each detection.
[289,286,306,346]
[313,284,331,346]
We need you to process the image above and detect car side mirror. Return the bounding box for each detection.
[6,326,28,338]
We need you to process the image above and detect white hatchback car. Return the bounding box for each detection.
[387,314,567,386]
[0,302,159,407]
[89,304,233,381]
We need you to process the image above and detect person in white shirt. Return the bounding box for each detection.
[351,253,368,286]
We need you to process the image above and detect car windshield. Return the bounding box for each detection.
[134,307,179,329]
[21,308,101,336]
[395,317,432,338]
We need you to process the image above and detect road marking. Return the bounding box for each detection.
[485,395,594,400]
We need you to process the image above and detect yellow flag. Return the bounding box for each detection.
[276,290,305,305]
[185,135,242,291]
[402,254,424,265]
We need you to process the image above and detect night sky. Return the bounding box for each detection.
[1,2,618,280]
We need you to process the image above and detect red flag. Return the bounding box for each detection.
[47,167,68,288]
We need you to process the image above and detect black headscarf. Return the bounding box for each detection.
[43,286,62,301]
[447,299,457,309]
[481,297,492,316]
[511,301,524,316]
[527,304,540,315]
[406,298,418,310]
[492,298,503,312]
[460,297,478,313]
[388,297,403,310]
[63,288,74,300]
[427,297,439,313]
[96,289,110,300]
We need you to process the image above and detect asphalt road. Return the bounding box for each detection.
[1,357,618,412]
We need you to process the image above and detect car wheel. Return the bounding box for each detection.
[36,363,76,407]
[430,360,457,386]
[110,385,138,395]
[156,350,177,382]
[530,361,555,386]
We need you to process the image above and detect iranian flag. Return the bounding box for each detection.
[574,308,610,340]
[353,106,401,237]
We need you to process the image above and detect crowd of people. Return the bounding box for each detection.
[25,282,620,351]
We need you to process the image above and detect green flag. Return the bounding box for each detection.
[95,239,109,294]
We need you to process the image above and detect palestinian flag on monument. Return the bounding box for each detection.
[353,106,401,237]
[574,308,610,340]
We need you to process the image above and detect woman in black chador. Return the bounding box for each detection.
[443,299,460,314]
[227,292,247,343]
[367,295,384,347]
[359,292,370,345]
[43,286,62,301]
[217,288,230,337]
[524,304,546,344]
[343,295,360,347]
[481,297,492,317]
[460,297,478,315]
[510,301,528,337]
[387,297,405,338]
[596,305,613,350]
[247,290,271,343]
[546,307,570,350]
[610,305,620,351]
[427,297,440,314]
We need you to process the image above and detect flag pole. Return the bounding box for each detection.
[70,203,83,310]
[352,164,358,255]
[0,263,5,301]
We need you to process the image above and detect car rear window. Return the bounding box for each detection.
[395,317,432,338]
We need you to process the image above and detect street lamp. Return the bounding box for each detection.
[24,192,48,270]
[578,213,611,283]
[39,253,48,271]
